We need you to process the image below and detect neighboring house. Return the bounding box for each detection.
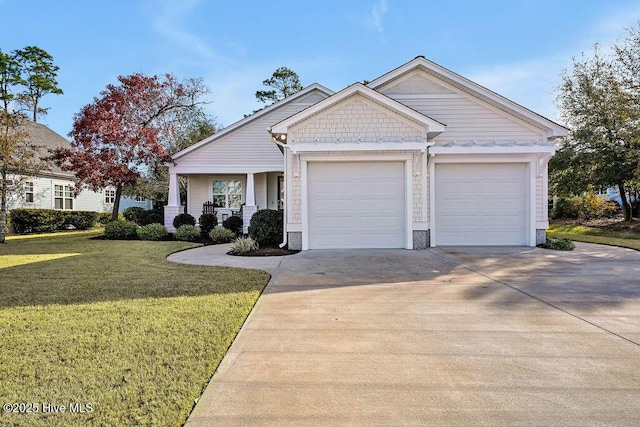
[6,121,152,213]
[165,56,569,249]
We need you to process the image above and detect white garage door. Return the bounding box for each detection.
[435,163,527,245]
[308,162,405,249]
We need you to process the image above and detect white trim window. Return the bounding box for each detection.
[54,184,74,210]
[24,181,34,203]
[134,195,146,202]
[105,189,116,204]
[212,179,242,209]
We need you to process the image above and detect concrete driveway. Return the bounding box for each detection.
[171,243,640,426]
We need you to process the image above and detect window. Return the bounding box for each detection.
[105,189,116,204]
[278,176,284,210]
[54,184,73,210]
[212,179,242,209]
[25,181,34,203]
[134,195,146,202]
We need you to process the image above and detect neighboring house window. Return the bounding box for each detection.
[134,195,146,202]
[54,184,74,210]
[212,179,242,208]
[25,181,34,203]
[105,189,116,204]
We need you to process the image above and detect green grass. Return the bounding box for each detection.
[548,224,640,251]
[0,230,269,426]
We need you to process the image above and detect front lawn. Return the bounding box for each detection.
[0,230,269,426]
[548,220,640,251]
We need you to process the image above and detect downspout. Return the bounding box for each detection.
[278,144,288,248]
[271,135,289,249]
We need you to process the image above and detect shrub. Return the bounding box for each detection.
[173,224,201,242]
[62,211,99,230]
[136,223,168,241]
[97,212,114,225]
[552,192,619,220]
[98,212,124,224]
[173,213,196,229]
[104,220,138,240]
[551,198,582,219]
[538,237,575,251]
[209,228,236,243]
[140,209,163,226]
[198,213,218,235]
[222,215,243,235]
[229,237,258,254]
[123,206,146,224]
[247,209,282,247]
[10,208,65,233]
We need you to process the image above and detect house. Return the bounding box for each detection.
[6,121,152,213]
[164,56,568,249]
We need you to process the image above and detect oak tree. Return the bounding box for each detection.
[553,25,640,221]
[53,73,209,220]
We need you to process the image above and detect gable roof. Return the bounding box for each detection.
[22,121,73,177]
[270,82,446,140]
[367,56,569,138]
[173,83,334,160]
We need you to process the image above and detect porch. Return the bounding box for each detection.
[164,171,283,233]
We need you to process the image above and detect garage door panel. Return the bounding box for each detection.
[308,162,405,249]
[435,163,527,246]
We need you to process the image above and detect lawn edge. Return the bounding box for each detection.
[182,270,272,424]
[547,231,640,252]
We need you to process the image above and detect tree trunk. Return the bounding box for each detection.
[618,181,631,221]
[0,171,7,243]
[111,184,122,221]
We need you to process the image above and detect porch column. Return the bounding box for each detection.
[245,173,256,206]
[164,172,183,232]
[243,173,257,234]
[168,173,180,206]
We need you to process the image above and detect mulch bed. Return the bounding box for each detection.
[229,247,299,257]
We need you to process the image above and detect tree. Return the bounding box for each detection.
[554,27,640,221]
[0,46,61,242]
[14,46,63,122]
[52,73,210,220]
[133,115,220,208]
[255,67,303,105]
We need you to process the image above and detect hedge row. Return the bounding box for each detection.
[9,208,99,234]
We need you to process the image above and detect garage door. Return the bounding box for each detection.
[308,162,405,249]
[435,163,527,245]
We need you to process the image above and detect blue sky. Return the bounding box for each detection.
[2,0,640,138]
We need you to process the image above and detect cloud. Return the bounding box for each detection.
[466,7,640,124]
[149,0,230,65]
[364,0,388,35]
[467,57,565,122]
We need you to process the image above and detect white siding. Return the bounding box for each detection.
[536,174,544,223]
[378,70,545,143]
[178,89,329,170]
[379,71,455,95]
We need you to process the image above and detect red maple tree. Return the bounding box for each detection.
[53,73,208,220]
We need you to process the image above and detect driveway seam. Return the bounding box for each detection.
[428,249,640,349]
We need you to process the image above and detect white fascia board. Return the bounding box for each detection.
[173,83,334,161]
[170,165,284,175]
[429,145,556,155]
[368,57,569,137]
[271,83,445,135]
[288,142,430,154]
